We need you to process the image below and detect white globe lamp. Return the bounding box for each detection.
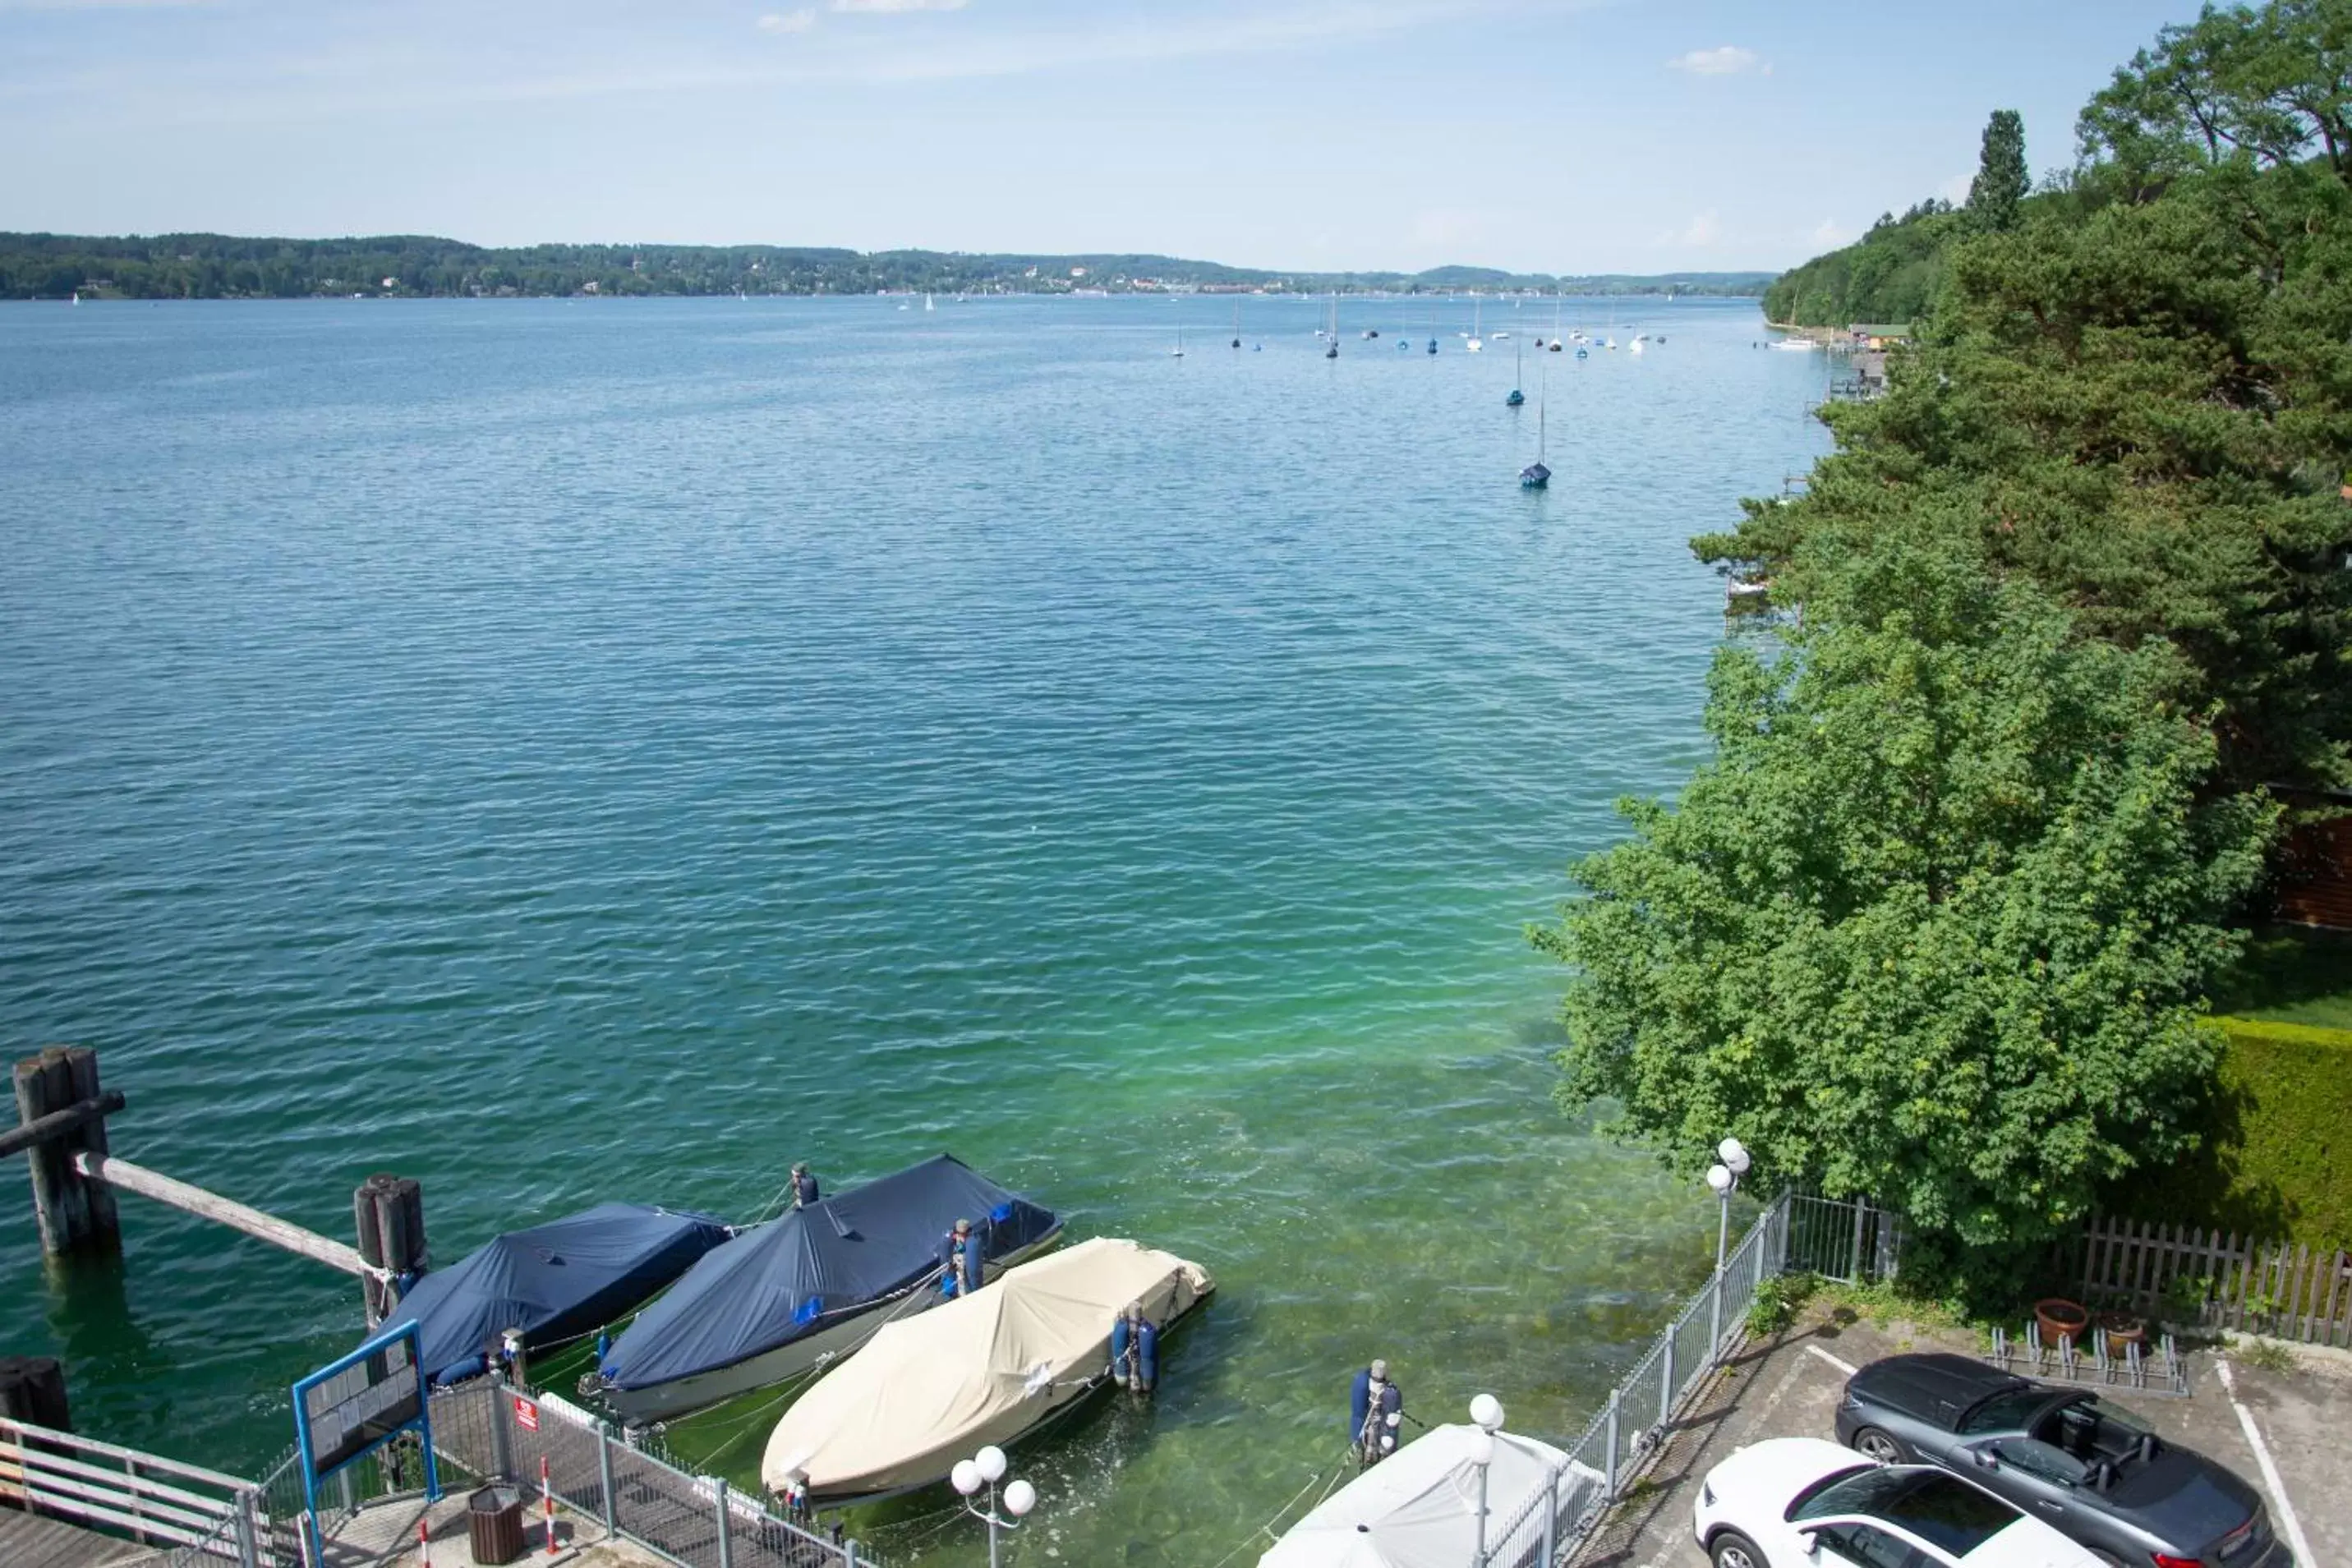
[1002,1478,1038,1518]
[974,1446,1008,1484]
[1468,1428,1496,1466]
[1470,1393,1506,1433]
[950,1460,983,1497]
[1705,1163,1733,1195]
[1719,1137,1751,1178]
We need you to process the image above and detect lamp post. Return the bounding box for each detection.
[1705,1137,1751,1363]
[950,1445,1035,1568]
[1470,1393,1505,1568]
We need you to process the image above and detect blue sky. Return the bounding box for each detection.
[2,0,2193,273]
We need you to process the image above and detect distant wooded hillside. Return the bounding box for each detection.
[1761,200,1974,328]
[0,232,1774,301]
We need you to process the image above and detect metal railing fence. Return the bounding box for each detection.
[431,1377,875,1568]
[160,1374,874,1568]
[0,1414,259,1560]
[1538,1189,1902,1567]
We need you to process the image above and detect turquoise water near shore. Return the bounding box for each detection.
[0,294,1828,1565]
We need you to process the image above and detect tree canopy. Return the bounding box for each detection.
[1538,547,2272,1273]
[1969,109,2031,231]
[0,232,1771,302]
[1549,0,2352,1288]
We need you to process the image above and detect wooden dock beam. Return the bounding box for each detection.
[70,1151,379,1281]
[14,1046,425,1325]
[12,1048,119,1256]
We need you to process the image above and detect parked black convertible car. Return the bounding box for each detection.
[1834,1354,2289,1568]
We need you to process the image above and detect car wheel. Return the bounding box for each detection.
[1851,1427,1904,1464]
[1711,1530,1765,1568]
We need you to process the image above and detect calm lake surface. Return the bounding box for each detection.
[0,294,1829,1565]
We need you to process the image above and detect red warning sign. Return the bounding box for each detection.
[513,1396,539,1432]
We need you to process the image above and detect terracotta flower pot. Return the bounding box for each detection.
[2098,1312,2147,1356]
[2035,1297,2090,1347]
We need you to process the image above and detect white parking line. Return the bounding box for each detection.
[2215,1359,2314,1568]
[1805,1344,1859,1377]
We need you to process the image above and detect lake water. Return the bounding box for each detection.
[0,293,1829,1565]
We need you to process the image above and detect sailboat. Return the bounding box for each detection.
[1171,321,1185,358]
[1548,293,1563,351]
[1519,361,1551,489]
[1467,299,1483,353]
[924,292,934,311]
[1325,295,1339,360]
[1231,304,1241,350]
[1507,337,1525,407]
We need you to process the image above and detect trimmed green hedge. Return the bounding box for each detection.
[2126,1018,2352,1248]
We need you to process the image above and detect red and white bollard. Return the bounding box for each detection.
[417,1518,431,1567]
[542,1452,558,1557]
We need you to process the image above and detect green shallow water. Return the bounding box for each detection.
[0,295,1827,1565]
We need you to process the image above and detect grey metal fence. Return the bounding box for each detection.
[1538,1188,1902,1567]
[433,1377,875,1568]
[163,1376,874,1568]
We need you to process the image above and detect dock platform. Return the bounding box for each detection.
[0,1508,145,1568]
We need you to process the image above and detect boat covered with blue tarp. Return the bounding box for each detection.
[597,1154,1060,1423]
[375,1202,731,1385]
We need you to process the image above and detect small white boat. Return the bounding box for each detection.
[1770,335,1819,352]
[762,1237,1213,1504]
[1258,1423,1601,1568]
[1467,300,1483,353]
[924,293,934,311]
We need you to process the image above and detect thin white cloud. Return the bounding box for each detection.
[1937,171,1972,205]
[1668,45,1760,76]
[1809,218,1853,248]
[757,9,817,32]
[832,0,967,11]
[1661,210,1721,248]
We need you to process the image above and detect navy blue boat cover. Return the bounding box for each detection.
[375,1202,731,1383]
[600,1155,1057,1392]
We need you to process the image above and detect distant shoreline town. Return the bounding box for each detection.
[1,231,1773,303]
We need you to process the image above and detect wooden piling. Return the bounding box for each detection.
[12,1048,119,1257]
[0,1357,71,1432]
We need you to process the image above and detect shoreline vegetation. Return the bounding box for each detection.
[0,232,1771,302]
[1541,1,2352,1294]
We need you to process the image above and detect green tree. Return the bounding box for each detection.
[1535,543,2274,1288]
[1968,109,2030,230]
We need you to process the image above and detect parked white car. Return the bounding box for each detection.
[1695,1437,2106,1568]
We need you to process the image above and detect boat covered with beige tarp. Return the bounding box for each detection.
[761,1235,1214,1501]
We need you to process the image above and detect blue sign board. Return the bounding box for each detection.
[292,1322,440,1560]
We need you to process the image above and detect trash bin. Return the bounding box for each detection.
[468,1484,527,1566]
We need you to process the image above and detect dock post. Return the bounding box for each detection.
[1540,1467,1557,1565]
[354,1176,389,1326]
[13,1046,120,1256]
[1658,1334,1674,1430]
[0,1354,74,1431]
[712,1477,734,1568]
[842,1538,858,1568]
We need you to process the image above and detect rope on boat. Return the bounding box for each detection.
[1197,1443,1360,1568]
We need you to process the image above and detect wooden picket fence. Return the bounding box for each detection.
[2070,1215,2352,1348]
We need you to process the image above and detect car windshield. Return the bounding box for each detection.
[1956,1385,2051,1436]
[1795,1469,2019,1558]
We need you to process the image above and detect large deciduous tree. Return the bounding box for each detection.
[1536,545,2274,1287]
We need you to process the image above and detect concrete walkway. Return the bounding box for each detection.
[1571,1303,2345,1568]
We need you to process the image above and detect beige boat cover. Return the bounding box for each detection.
[761,1235,1213,1499]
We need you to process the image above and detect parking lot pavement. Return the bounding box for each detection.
[1571,1303,2345,1568]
